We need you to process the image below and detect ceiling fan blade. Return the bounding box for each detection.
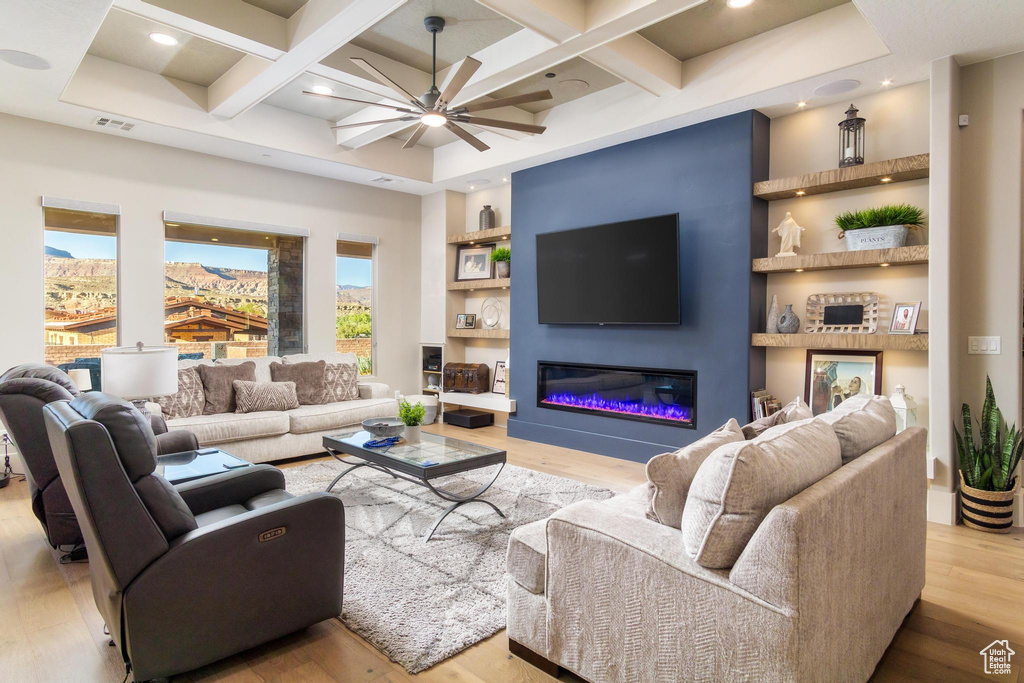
[403,124,427,149]
[436,56,482,110]
[462,116,546,135]
[330,116,417,130]
[350,57,426,110]
[457,90,553,113]
[302,91,415,113]
[445,121,490,152]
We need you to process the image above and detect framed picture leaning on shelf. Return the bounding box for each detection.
[804,350,882,416]
[889,301,921,335]
[455,243,495,281]
[492,361,507,394]
[455,313,476,329]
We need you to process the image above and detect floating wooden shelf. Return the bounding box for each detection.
[447,278,510,291]
[753,154,929,201]
[753,245,929,273]
[752,333,928,351]
[446,226,511,245]
[440,391,516,413]
[447,328,510,339]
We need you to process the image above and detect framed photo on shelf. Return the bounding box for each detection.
[454,243,495,281]
[492,360,507,394]
[455,313,477,329]
[889,301,921,335]
[804,350,883,416]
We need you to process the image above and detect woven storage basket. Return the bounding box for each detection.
[959,471,1018,533]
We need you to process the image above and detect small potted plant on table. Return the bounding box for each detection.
[834,203,925,250]
[399,399,426,444]
[490,246,511,278]
[955,376,1022,533]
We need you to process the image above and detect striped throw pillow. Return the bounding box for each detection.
[232,380,300,413]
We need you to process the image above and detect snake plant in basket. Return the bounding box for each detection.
[954,376,1022,533]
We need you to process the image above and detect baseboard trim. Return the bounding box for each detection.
[927,488,957,525]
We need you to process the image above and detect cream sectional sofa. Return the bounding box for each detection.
[148,352,397,464]
[507,402,927,682]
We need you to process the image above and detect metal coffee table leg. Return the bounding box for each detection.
[422,462,506,542]
[324,447,397,493]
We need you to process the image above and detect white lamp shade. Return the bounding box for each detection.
[101,345,178,399]
[67,368,93,392]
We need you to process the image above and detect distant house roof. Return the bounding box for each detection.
[46,297,268,331]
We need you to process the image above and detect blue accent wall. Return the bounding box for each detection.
[508,110,769,462]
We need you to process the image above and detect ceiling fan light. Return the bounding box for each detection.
[421,112,447,128]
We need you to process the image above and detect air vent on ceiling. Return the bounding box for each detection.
[370,176,401,185]
[94,116,135,132]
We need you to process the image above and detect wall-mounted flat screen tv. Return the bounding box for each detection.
[536,214,680,325]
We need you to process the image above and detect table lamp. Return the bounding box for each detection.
[101,342,178,414]
[67,368,93,392]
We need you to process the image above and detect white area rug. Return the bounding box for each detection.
[283,460,614,673]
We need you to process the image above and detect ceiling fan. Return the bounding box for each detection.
[303,16,552,151]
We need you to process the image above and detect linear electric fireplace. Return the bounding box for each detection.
[537,361,696,428]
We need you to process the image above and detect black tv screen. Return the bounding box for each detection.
[536,214,680,325]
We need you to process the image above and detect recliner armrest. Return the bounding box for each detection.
[155,429,199,455]
[175,464,286,515]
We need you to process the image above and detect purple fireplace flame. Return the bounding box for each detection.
[542,392,693,423]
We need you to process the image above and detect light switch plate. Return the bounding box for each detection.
[968,336,1001,354]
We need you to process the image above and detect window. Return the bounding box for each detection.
[164,222,272,360]
[337,239,375,375]
[44,206,118,370]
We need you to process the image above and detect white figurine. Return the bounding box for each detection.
[773,212,805,257]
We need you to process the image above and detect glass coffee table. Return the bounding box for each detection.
[157,448,252,485]
[323,430,507,541]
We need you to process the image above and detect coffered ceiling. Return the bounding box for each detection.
[2,0,1024,194]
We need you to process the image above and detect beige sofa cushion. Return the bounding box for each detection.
[214,356,281,384]
[681,418,841,569]
[167,410,290,445]
[286,398,397,435]
[742,396,813,439]
[283,351,357,366]
[817,395,897,464]
[645,419,745,528]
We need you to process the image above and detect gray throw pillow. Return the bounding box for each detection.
[741,396,813,439]
[681,418,841,569]
[270,360,327,405]
[233,380,300,413]
[816,394,896,464]
[197,362,256,415]
[323,362,359,402]
[155,366,206,419]
[645,419,745,528]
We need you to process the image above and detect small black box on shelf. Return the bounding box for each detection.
[424,354,442,371]
[443,409,494,429]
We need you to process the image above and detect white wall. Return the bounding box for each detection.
[764,82,931,430]
[0,113,422,395]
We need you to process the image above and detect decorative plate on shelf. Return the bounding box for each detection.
[804,292,879,334]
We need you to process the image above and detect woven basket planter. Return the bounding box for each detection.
[959,472,1018,533]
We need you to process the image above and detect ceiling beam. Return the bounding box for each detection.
[112,0,286,59]
[207,0,406,118]
[456,0,704,103]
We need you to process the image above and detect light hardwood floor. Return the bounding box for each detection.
[1,422,1022,682]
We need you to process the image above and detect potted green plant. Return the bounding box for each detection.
[398,398,426,444]
[490,246,511,278]
[954,376,1022,533]
[833,204,925,251]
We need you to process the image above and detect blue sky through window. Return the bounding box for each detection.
[337,256,372,288]
[45,231,116,259]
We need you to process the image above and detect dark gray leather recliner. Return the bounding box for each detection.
[0,363,198,550]
[43,393,345,682]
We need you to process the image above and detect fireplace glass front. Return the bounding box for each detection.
[537,361,696,428]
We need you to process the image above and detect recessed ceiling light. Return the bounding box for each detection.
[0,49,51,70]
[310,85,333,95]
[813,79,860,96]
[262,153,271,158]
[557,79,589,95]
[880,177,892,183]
[545,72,556,79]
[165,222,180,227]
[211,237,219,242]
[881,79,892,87]
[149,32,179,46]
[726,0,754,7]
[501,177,508,183]
[795,190,806,196]
[797,101,807,108]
